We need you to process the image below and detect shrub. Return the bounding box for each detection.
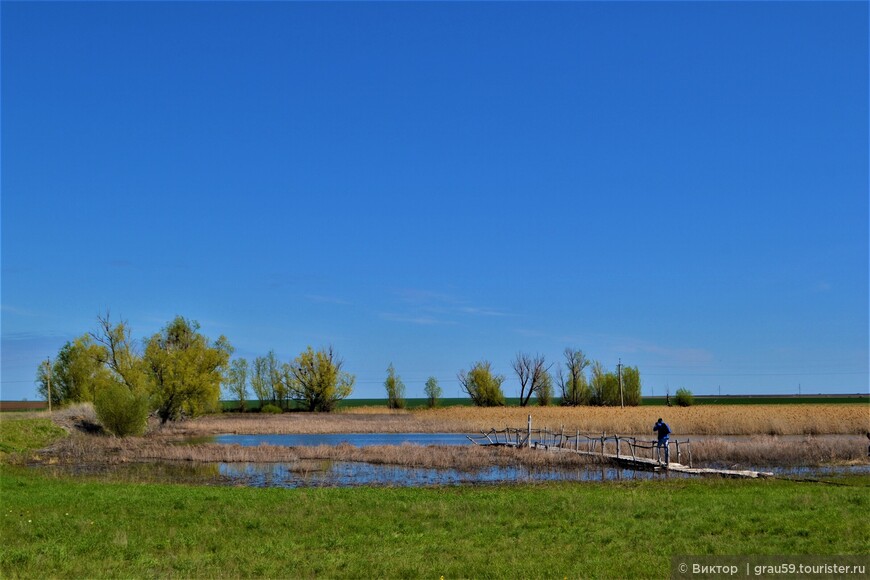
[536,371,553,406]
[424,376,442,408]
[590,362,620,406]
[620,365,642,406]
[675,388,694,407]
[286,346,354,412]
[261,404,283,414]
[458,361,505,407]
[94,383,150,437]
[384,364,406,409]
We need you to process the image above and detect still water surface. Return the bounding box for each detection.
[219,461,683,487]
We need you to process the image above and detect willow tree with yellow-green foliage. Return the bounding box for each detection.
[144,316,233,423]
[458,360,505,407]
[284,346,354,412]
[36,335,114,406]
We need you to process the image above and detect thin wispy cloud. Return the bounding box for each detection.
[1,330,72,342]
[379,312,457,326]
[388,288,512,322]
[1,305,42,317]
[394,288,460,305]
[609,337,714,366]
[457,306,510,317]
[305,294,351,305]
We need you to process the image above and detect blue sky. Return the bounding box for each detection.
[2,2,867,400]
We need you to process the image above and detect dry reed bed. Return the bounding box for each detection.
[43,434,596,471]
[41,431,869,471]
[163,405,869,437]
[690,436,868,467]
[416,405,870,436]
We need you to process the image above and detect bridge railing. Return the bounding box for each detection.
[467,425,693,467]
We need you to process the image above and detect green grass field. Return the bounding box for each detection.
[2,466,868,578]
[1,417,869,578]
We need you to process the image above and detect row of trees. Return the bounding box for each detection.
[38,313,231,427]
[376,349,641,408]
[223,347,355,412]
[454,348,642,407]
[38,313,357,432]
[40,314,643,434]
[381,366,443,409]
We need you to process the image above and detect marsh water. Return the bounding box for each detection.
[36,432,869,488]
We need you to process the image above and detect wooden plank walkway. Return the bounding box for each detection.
[526,442,773,479]
[468,417,774,480]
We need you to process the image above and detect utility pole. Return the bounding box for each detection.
[617,358,624,408]
[45,357,52,414]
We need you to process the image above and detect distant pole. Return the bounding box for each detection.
[617,358,624,408]
[45,357,52,414]
[798,383,801,396]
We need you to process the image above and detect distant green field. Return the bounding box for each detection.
[641,395,870,406]
[221,393,869,411]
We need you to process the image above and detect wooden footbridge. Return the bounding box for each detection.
[468,416,773,479]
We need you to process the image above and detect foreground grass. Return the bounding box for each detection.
[2,466,868,579]
[1,417,868,578]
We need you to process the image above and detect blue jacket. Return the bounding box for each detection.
[653,421,671,441]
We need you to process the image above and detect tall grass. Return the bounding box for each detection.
[165,404,869,436]
[691,436,868,467]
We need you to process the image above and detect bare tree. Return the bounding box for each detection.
[512,352,550,407]
[89,310,144,391]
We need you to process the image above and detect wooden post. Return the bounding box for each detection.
[615,435,620,459]
[45,358,52,415]
[527,415,532,449]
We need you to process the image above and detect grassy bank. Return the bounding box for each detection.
[0,417,66,458]
[2,466,868,579]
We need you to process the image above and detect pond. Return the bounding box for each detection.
[39,458,869,488]
[37,459,685,487]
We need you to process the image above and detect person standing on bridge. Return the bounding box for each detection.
[653,418,671,465]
